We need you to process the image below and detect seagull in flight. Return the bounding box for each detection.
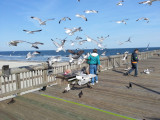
[117,0,124,6]
[139,0,160,5]
[136,17,149,23]
[30,16,55,25]
[116,19,128,24]
[64,27,82,36]
[125,37,132,43]
[92,40,104,48]
[26,42,44,49]
[146,43,150,50]
[97,35,109,42]
[118,41,124,45]
[9,40,26,46]
[70,40,76,46]
[84,10,98,14]
[47,56,61,66]
[26,51,40,60]
[59,17,71,24]
[51,39,66,52]
[79,40,87,45]
[85,35,94,42]
[23,29,42,34]
[75,36,83,40]
[75,14,87,21]
[101,51,106,56]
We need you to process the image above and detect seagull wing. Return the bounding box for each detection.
[77,50,84,55]
[51,39,61,47]
[34,42,44,45]
[61,40,66,46]
[68,50,76,54]
[30,16,42,22]
[32,29,42,32]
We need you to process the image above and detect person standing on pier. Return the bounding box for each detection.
[124,49,139,77]
[87,49,102,85]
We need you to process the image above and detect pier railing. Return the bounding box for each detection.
[0,50,159,100]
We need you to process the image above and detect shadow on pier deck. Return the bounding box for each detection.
[0,56,160,120]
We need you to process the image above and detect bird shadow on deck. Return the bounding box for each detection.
[112,69,125,74]
[130,82,160,95]
[71,84,92,90]
[145,118,160,120]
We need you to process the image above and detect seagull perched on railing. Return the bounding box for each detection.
[84,10,98,14]
[59,17,71,24]
[116,19,128,24]
[9,40,26,46]
[30,16,55,25]
[122,51,128,60]
[26,42,44,49]
[23,29,42,34]
[136,17,149,23]
[117,0,124,6]
[75,14,87,21]
[139,0,160,5]
[51,39,66,52]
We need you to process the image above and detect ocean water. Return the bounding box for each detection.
[0,47,160,62]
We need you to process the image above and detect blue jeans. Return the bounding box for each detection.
[89,65,98,83]
[128,63,138,76]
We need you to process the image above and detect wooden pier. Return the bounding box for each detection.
[0,50,160,120]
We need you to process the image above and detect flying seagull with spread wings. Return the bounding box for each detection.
[23,29,42,34]
[97,35,109,42]
[136,17,149,23]
[26,42,44,49]
[26,51,40,60]
[116,19,128,24]
[9,40,27,46]
[139,0,160,5]
[75,14,87,21]
[117,0,124,6]
[30,16,55,25]
[51,39,66,52]
[68,50,84,59]
[64,27,82,36]
[59,17,71,24]
[84,10,98,14]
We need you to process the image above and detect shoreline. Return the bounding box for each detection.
[0,60,43,69]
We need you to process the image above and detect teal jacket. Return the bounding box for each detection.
[87,53,100,65]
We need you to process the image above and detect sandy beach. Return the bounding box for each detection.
[0,60,43,69]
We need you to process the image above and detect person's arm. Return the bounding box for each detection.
[134,54,139,62]
[97,56,102,68]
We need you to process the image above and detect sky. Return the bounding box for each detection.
[0,0,160,51]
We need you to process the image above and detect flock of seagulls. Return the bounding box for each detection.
[8,0,159,66]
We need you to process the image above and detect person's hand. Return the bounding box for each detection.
[99,65,103,68]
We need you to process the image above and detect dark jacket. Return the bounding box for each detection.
[131,53,139,62]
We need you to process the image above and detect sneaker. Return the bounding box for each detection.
[90,83,95,85]
[134,75,138,77]
[95,81,98,83]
